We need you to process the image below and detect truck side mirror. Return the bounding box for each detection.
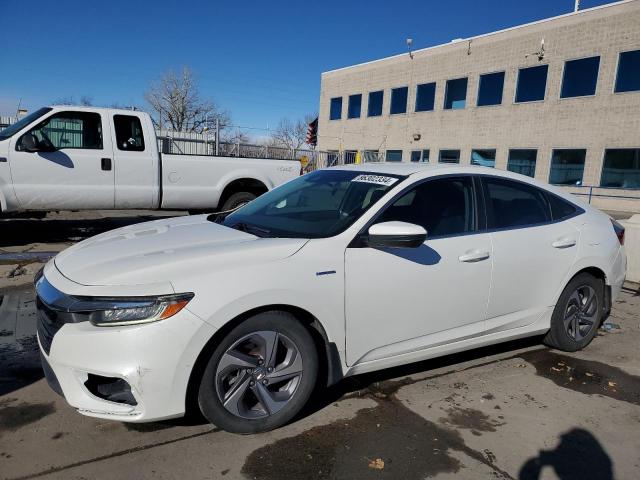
[21,133,39,152]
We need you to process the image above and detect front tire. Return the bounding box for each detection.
[197,311,318,434]
[544,272,603,352]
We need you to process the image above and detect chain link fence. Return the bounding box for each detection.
[155,129,377,173]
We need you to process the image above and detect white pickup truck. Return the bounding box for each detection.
[0,106,299,213]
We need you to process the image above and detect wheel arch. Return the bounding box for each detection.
[218,178,269,210]
[184,304,343,417]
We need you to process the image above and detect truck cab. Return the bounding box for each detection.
[0,106,299,213]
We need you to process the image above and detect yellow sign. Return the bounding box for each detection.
[300,156,309,168]
[355,151,362,164]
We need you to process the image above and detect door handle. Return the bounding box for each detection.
[458,250,490,263]
[552,238,576,249]
[101,158,112,171]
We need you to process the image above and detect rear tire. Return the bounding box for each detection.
[220,192,256,212]
[197,311,318,434]
[544,272,603,352]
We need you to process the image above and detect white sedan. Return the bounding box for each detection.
[36,163,627,433]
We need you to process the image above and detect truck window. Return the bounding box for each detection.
[27,112,103,150]
[114,115,145,152]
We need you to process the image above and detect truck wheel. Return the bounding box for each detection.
[543,272,603,352]
[221,192,256,212]
[197,311,318,434]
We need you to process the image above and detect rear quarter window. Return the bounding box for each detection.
[547,193,580,221]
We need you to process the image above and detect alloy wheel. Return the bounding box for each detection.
[563,285,598,341]
[215,331,303,419]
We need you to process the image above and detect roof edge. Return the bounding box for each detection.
[322,0,635,76]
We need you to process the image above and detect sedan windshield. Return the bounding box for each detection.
[0,107,52,141]
[218,170,406,238]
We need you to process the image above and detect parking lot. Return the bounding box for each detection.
[1,211,639,480]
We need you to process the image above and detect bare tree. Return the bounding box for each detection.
[268,115,315,150]
[145,67,229,133]
[51,95,93,106]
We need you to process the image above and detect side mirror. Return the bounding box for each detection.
[367,221,427,249]
[21,133,40,152]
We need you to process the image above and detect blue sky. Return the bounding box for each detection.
[0,0,618,131]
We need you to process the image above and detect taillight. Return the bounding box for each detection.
[611,218,625,245]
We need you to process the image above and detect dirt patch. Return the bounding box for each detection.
[521,350,640,406]
[0,399,56,431]
[439,407,506,436]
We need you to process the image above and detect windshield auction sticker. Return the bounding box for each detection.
[351,174,399,186]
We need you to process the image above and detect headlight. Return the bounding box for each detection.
[83,293,194,327]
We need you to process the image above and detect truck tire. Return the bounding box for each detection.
[220,192,256,212]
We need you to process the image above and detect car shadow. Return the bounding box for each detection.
[0,214,181,248]
[296,335,546,425]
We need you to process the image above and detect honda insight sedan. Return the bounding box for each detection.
[36,163,626,433]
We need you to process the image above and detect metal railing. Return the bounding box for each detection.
[569,185,640,204]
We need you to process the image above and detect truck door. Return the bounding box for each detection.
[110,113,158,209]
[10,110,115,210]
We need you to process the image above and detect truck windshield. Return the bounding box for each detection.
[218,169,406,238]
[0,107,52,141]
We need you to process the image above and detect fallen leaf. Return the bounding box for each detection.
[368,458,385,470]
[585,372,594,377]
[551,367,563,372]
[608,381,617,387]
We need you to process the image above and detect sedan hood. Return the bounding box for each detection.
[54,215,307,287]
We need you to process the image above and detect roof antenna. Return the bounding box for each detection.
[406,38,414,59]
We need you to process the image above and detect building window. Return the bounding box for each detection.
[363,150,381,162]
[415,82,436,112]
[344,150,358,164]
[507,149,537,177]
[515,65,548,103]
[471,149,496,167]
[390,87,408,114]
[561,56,600,98]
[329,97,342,120]
[444,78,468,110]
[477,72,505,107]
[615,50,640,93]
[347,94,362,119]
[410,149,430,162]
[549,149,586,186]
[368,91,383,117]
[439,149,460,163]
[600,149,640,189]
[386,150,403,162]
[327,150,340,167]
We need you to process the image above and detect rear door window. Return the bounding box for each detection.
[483,177,551,229]
[114,115,145,151]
